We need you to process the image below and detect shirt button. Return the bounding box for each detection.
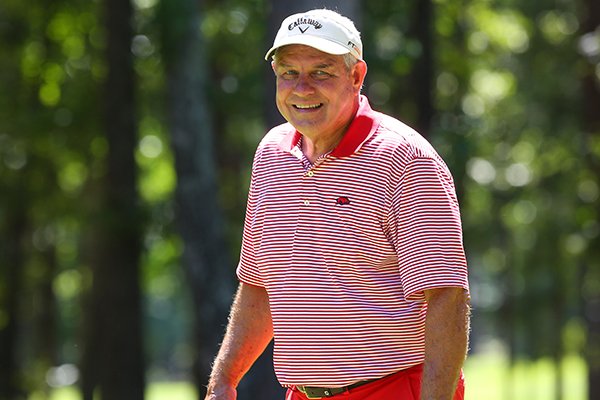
[307,171,314,177]
[303,199,310,206]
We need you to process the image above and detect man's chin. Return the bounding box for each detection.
[289,120,322,135]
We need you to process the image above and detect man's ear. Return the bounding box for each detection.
[271,60,277,75]
[352,60,368,92]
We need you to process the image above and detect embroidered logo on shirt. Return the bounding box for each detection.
[335,196,351,206]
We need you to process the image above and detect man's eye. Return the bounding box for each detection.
[313,70,331,78]
[281,70,298,79]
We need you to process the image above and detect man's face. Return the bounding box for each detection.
[272,45,366,139]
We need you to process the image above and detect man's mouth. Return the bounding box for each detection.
[293,103,323,110]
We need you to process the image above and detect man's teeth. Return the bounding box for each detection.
[295,104,322,109]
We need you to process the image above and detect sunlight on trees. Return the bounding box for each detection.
[467,5,531,53]
[1,0,599,398]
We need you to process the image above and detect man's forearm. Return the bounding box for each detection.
[421,287,470,400]
[206,283,273,399]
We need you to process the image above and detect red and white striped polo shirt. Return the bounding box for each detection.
[237,95,469,387]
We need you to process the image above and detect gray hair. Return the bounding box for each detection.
[342,53,359,70]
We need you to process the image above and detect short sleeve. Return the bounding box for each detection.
[236,157,265,287]
[388,157,469,301]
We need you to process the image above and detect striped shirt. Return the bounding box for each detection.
[237,95,469,387]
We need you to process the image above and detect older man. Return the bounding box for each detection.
[206,9,470,400]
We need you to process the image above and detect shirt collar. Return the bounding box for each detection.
[278,95,381,157]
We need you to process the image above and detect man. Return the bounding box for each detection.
[206,9,470,400]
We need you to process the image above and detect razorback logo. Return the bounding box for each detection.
[335,196,351,206]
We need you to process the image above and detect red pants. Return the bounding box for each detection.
[285,365,465,400]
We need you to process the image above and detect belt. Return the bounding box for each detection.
[296,378,377,399]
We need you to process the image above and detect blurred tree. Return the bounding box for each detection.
[158,0,235,397]
[439,1,590,399]
[0,1,68,397]
[80,0,145,399]
[0,197,27,399]
[409,0,434,136]
[0,0,597,399]
[581,0,600,397]
[0,1,30,396]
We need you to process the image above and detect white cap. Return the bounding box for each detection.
[265,9,363,61]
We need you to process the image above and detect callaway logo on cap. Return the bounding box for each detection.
[265,9,363,61]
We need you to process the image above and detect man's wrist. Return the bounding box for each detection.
[205,381,237,400]
[208,372,237,391]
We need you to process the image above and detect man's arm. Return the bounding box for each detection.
[205,282,273,400]
[421,287,471,400]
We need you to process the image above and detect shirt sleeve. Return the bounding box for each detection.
[388,157,469,301]
[236,156,265,287]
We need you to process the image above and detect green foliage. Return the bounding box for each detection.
[1,0,599,397]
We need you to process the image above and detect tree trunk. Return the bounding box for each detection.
[159,0,235,397]
[80,0,145,398]
[37,245,59,385]
[410,0,434,137]
[0,194,27,400]
[581,0,600,398]
[80,193,104,400]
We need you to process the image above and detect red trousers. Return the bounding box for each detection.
[285,365,465,400]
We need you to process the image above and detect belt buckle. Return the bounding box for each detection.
[297,386,327,399]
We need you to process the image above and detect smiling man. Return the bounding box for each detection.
[271,44,364,163]
[205,9,470,400]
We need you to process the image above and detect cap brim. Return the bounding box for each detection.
[264,36,351,61]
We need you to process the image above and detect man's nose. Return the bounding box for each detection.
[293,74,315,95]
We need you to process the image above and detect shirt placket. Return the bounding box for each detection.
[300,164,318,207]
[296,139,329,208]
[294,150,329,262]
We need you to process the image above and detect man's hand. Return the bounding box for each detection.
[204,283,273,400]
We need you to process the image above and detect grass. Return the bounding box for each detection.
[29,382,197,400]
[39,352,587,400]
[464,352,587,400]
